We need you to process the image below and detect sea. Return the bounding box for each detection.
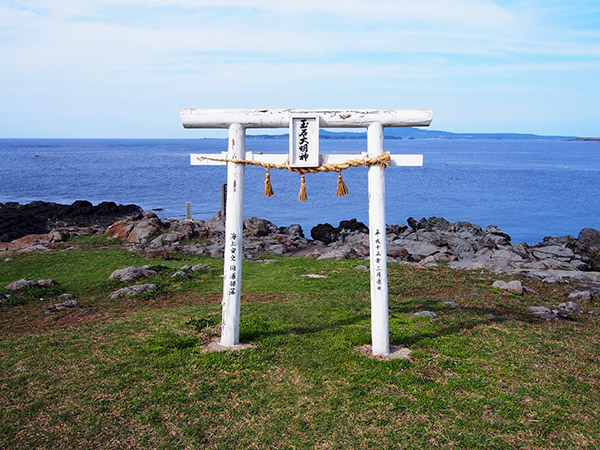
[1,138,598,245]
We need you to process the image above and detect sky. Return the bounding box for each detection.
[0,0,599,138]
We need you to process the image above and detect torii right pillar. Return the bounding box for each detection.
[368,122,390,356]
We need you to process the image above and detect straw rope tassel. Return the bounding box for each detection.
[298,173,308,202]
[264,168,274,197]
[336,170,349,197]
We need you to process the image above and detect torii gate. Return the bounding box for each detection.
[181,109,432,356]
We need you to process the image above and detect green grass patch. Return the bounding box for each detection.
[1,249,599,449]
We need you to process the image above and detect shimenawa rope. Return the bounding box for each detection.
[197,152,391,201]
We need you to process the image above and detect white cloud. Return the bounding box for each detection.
[1,0,598,136]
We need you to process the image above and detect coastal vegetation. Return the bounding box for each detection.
[1,242,599,449]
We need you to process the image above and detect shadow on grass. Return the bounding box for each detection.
[236,297,536,349]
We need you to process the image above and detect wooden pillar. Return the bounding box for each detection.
[221,123,245,347]
[367,122,390,356]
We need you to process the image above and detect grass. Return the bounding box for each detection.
[1,248,599,449]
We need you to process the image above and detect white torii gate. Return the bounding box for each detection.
[181,109,432,356]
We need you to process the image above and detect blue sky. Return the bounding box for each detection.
[1,0,598,138]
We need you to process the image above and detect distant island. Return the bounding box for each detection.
[248,127,582,140]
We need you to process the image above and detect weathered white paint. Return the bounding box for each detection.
[182,108,432,129]
[367,122,390,356]
[289,116,320,168]
[221,123,245,347]
[191,152,422,167]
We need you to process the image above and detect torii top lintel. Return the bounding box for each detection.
[180,109,433,129]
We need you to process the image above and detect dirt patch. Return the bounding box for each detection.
[354,344,412,360]
[201,337,255,353]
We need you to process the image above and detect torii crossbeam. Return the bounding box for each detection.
[181,109,433,356]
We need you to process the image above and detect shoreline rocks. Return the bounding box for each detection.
[2,201,600,290]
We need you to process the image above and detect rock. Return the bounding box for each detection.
[244,217,278,237]
[483,225,511,247]
[37,279,59,288]
[387,247,409,260]
[171,271,193,279]
[441,300,461,309]
[127,218,163,244]
[492,280,508,290]
[528,306,573,321]
[109,283,158,299]
[180,265,192,272]
[191,263,209,271]
[484,313,497,320]
[578,228,600,250]
[4,257,14,262]
[0,201,143,242]
[555,301,583,314]
[338,218,368,234]
[393,239,440,262]
[522,286,539,296]
[411,311,438,318]
[310,223,336,245]
[531,245,575,261]
[48,230,70,242]
[317,247,350,260]
[506,280,524,294]
[45,299,80,312]
[354,265,369,271]
[576,228,600,271]
[588,310,599,316]
[492,280,523,294]
[5,278,39,291]
[568,290,593,301]
[310,219,368,246]
[300,273,328,279]
[280,224,304,238]
[106,216,164,244]
[108,266,157,282]
[57,293,76,300]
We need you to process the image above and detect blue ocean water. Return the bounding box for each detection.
[0,138,598,244]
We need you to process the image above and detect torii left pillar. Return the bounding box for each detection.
[221,124,245,346]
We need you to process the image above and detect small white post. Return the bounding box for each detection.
[221,123,245,347]
[368,122,390,356]
[185,201,192,220]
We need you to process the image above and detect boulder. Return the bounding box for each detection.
[338,218,368,233]
[411,311,438,318]
[531,245,575,261]
[311,223,336,245]
[567,290,593,301]
[244,217,278,237]
[45,299,80,312]
[555,301,583,314]
[280,224,304,238]
[578,228,600,271]
[109,283,158,299]
[37,279,59,288]
[171,271,193,279]
[492,280,523,294]
[528,306,572,320]
[108,266,157,282]
[5,278,39,291]
[441,300,461,309]
[578,228,600,251]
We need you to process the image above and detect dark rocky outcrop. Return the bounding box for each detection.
[311,219,368,244]
[0,201,143,242]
